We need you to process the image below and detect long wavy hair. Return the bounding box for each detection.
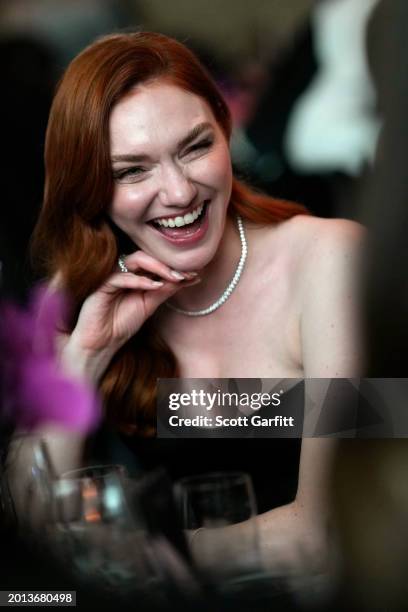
[32,32,308,437]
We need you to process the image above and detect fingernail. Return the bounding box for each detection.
[170,270,186,280]
[184,271,199,278]
[151,280,164,287]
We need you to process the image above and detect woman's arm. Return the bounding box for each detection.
[259,218,365,573]
[7,253,199,525]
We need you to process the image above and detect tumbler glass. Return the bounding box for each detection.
[0,433,55,531]
[50,464,154,594]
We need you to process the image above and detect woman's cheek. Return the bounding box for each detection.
[213,147,233,183]
[110,186,148,222]
[196,149,232,191]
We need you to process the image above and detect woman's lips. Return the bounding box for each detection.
[150,201,210,246]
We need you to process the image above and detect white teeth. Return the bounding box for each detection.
[154,203,205,227]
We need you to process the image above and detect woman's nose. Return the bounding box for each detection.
[158,164,197,207]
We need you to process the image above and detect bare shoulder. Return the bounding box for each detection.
[245,214,365,376]
[293,217,366,377]
[279,215,365,275]
[249,214,364,251]
[281,214,364,248]
[248,215,365,278]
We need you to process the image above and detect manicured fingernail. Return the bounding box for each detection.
[151,280,164,287]
[184,271,199,278]
[170,270,186,280]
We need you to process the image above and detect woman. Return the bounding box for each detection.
[31,32,364,572]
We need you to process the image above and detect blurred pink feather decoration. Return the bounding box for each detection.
[0,285,100,432]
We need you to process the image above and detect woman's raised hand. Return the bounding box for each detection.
[60,251,198,383]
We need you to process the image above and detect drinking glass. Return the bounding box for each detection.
[0,433,55,531]
[174,471,262,586]
[50,464,155,594]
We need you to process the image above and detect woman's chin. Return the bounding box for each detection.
[167,244,220,273]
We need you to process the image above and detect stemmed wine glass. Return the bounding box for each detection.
[174,471,262,588]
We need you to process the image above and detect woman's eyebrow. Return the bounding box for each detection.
[177,121,214,149]
[111,121,214,164]
[111,152,149,164]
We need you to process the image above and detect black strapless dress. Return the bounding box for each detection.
[87,383,304,513]
[120,437,301,514]
[87,434,301,515]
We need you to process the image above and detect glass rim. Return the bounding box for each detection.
[60,463,127,481]
[175,470,252,490]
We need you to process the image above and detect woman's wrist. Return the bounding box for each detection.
[59,334,115,384]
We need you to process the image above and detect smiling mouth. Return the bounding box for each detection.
[149,201,209,237]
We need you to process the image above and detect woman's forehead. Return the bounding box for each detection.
[109,82,217,154]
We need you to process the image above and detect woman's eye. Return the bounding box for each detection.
[113,167,146,184]
[185,138,213,156]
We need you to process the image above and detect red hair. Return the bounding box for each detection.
[32,32,308,436]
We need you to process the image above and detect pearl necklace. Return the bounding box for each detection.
[165,215,247,316]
